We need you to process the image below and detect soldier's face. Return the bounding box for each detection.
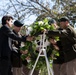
[14,26,22,32]
[60,21,66,29]
[16,27,21,32]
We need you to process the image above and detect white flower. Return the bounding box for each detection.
[26,27,33,35]
[38,21,44,25]
[28,27,33,31]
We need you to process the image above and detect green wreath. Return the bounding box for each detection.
[20,18,59,70]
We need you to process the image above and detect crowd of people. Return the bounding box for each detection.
[0,15,76,75]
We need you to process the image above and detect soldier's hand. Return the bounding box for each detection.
[26,36,34,41]
[20,50,28,54]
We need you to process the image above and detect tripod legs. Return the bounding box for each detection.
[30,49,54,75]
[43,49,54,75]
[30,48,43,75]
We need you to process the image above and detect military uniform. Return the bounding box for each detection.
[11,30,23,75]
[11,20,24,75]
[48,25,76,63]
[47,17,76,75]
[11,30,22,66]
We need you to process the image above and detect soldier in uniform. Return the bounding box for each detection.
[47,17,76,75]
[11,20,26,75]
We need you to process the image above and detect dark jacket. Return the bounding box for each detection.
[47,25,76,63]
[0,25,26,60]
[11,30,22,67]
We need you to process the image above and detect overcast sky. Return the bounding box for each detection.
[0,0,37,25]
[0,0,54,25]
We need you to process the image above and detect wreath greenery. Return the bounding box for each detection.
[20,18,59,70]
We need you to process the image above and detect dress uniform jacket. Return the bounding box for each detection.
[11,30,22,67]
[47,25,76,63]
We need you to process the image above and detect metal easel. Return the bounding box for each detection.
[30,32,54,75]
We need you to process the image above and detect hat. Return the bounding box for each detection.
[48,19,56,25]
[14,20,23,27]
[58,17,69,22]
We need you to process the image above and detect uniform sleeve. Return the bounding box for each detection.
[47,27,76,44]
[47,30,63,37]
[61,27,76,44]
[47,28,71,38]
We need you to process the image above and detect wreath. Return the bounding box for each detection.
[20,18,59,70]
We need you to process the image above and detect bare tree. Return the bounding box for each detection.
[0,0,76,24]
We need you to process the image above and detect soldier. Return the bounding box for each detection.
[11,20,28,75]
[47,17,76,75]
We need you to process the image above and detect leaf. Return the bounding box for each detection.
[20,46,27,51]
[21,54,26,61]
[20,18,60,70]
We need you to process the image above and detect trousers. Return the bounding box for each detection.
[12,67,22,75]
[53,58,76,75]
[0,59,12,75]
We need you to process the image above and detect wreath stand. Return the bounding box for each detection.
[30,32,54,75]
